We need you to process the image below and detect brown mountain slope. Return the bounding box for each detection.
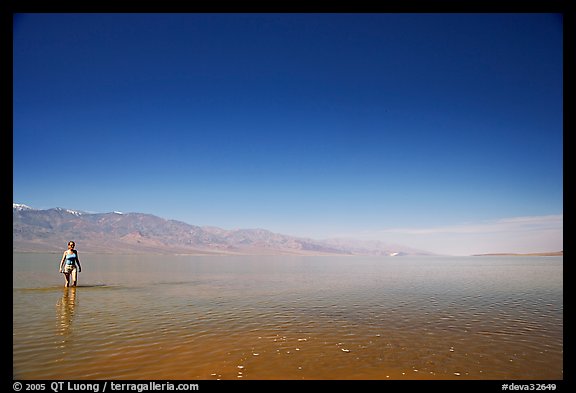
[13,206,432,256]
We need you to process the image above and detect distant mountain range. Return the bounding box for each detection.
[13,203,432,256]
[473,251,563,257]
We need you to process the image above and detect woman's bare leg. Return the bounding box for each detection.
[71,269,78,287]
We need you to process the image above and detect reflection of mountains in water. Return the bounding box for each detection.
[13,205,432,256]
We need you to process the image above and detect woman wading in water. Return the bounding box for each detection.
[59,241,82,287]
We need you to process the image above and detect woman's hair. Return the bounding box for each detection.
[68,241,75,247]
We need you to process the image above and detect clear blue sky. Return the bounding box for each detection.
[13,13,563,255]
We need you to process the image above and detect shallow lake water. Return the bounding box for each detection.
[13,253,562,380]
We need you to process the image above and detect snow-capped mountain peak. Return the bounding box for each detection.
[54,207,84,216]
[13,203,34,211]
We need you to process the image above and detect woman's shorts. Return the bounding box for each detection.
[63,264,76,274]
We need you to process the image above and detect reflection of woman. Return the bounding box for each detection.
[59,241,82,287]
[56,286,77,337]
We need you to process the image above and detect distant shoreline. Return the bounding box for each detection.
[473,251,563,257]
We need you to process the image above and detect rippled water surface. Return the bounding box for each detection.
[13,254,562,380]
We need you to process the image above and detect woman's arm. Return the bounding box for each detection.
[59,252,66,272]
[76,252,82,272]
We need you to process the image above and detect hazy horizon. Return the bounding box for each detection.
[13,203,562,257]
[13,14,563,256]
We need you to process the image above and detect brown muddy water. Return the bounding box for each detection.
[13,254,562,380]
